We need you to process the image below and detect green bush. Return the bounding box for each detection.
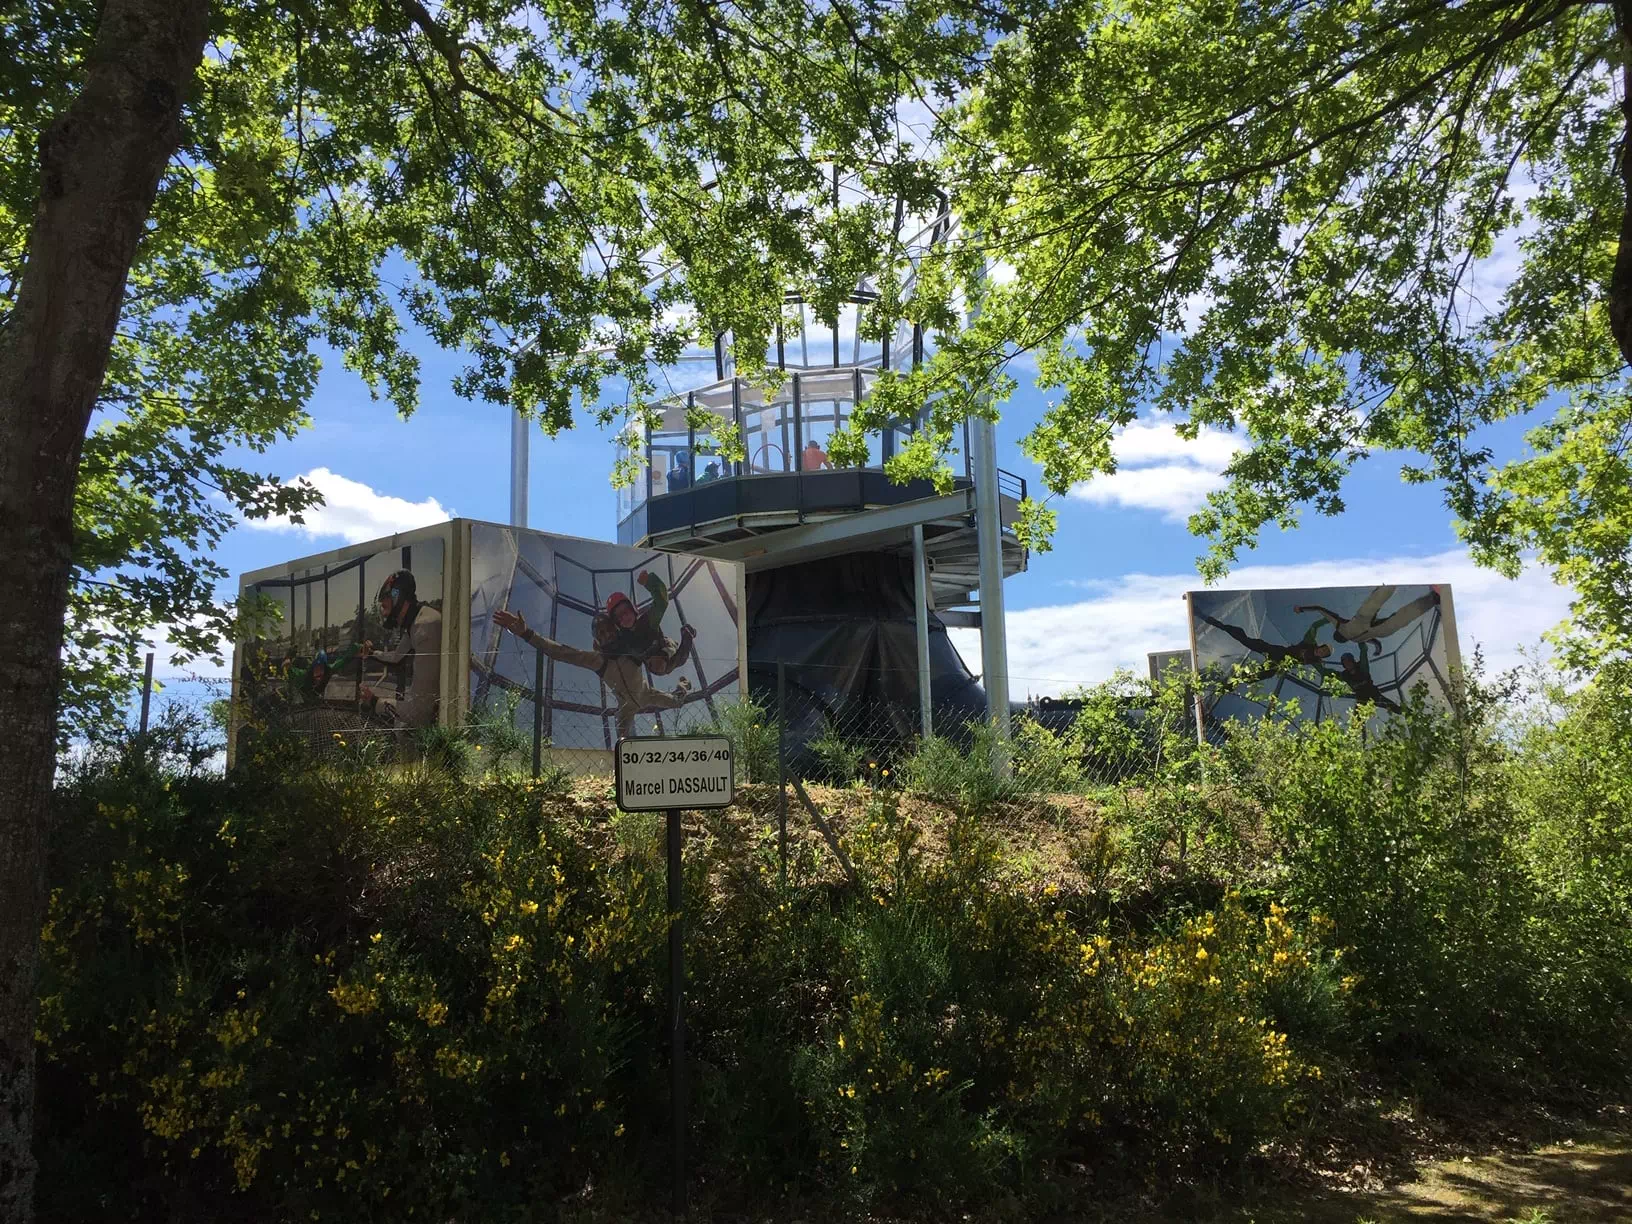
[898,717,1083,811]
[1219,672,1632,1081]
[697,695,778,783]
[1507,660,1632,1063]
[794,809,1334,1203]
[466,688,532,773]
[38,763,669,1221]
[807,724,866,785]
[35,663,1632,1219]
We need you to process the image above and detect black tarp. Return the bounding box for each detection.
[741,551,1230,778]
[744,552,990,756]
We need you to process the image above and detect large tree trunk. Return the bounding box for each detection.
[0,2,209,1220]
[1613,1,1632,367]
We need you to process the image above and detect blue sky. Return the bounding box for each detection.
[168,320,1574,703]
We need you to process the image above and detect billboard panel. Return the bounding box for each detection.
[1147,649,1193,686]
[234,531,448,759]
[1188,583,1461,726]
[465,524,742,762]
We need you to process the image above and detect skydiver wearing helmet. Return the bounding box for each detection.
[360,569,442,729]
[493,569,696,738]
[286,642,363,707]
[602,570,695,673]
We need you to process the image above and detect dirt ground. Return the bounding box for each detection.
[1121,1119,1632,1224]
[559,1108,1631,1224]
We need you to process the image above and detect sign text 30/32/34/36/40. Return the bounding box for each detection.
[615,737,735,809]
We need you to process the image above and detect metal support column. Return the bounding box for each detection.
[776,662,788,889]
[911,524,932,739]
[533,650,544,778]
[509,410,529,529]
[970,413,1011,770]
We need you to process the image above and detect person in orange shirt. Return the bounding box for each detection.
[801,438,830,470]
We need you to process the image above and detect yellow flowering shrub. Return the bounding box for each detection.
[37,765,667,1220]
[760,804,1338,1207]
[44,680,1621,1222]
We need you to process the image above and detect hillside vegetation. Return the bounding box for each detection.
[34,668,1632,1221]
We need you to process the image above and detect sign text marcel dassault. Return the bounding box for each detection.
[615,736,735,811]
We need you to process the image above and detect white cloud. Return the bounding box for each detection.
[142,618,232,680]
[1111,420,1242,469]
[1070,464,1230,519]
[947,548,1572,697]
[244,468,453,545]
[1068,421,1245,521]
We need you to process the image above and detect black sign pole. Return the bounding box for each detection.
[667,804,686,1218]
[139,651,154,736]
[776,662,788,890]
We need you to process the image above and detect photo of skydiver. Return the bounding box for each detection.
[604,569,695,672]
[1326,650,1402,713]
[359,569,442,729]
[492,569,698,738]
[1292,585,1441,656]
[285,643,362,707]
[1198,613,1333,668]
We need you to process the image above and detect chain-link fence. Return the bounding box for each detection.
[122,647,1373,816]
[93,643,1510,914]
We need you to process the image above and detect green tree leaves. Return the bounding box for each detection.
[901,0,1632,661]
[2,0,1006,736]
[16,0,1632,743]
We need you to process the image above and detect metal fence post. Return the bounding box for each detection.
[776,661,788,890]
[532,649,544,778]
[139,651,154,736]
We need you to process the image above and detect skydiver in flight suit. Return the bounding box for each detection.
[359,570,443,729]
[494,569,697,738]
[286,643,363,707]
[1292,585,1442,656]
[1327,650,1402,713]
[1198,612,1333,668]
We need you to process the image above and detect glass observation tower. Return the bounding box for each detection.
[513,171,1028,744]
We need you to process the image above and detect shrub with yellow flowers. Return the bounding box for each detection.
[37,663,1630,1221]
[790,801,1338,1207]
[37,762,669,1221]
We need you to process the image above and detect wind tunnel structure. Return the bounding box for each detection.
[744,553,990,751]
[601,166,1030,753]
[229,519,745,774]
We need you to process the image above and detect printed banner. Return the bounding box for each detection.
[467,525,742,752]
[1188,583,1461,725]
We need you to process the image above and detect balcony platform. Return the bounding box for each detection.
[621,469,1027,609]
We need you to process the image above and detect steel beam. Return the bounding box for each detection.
[970,413,1011,767]
[694,490,977,570]
[509,410,529,528]
[912,523,933,737]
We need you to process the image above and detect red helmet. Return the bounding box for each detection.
[606,590,635,620]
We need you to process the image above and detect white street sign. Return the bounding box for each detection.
[615,736,735,810]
